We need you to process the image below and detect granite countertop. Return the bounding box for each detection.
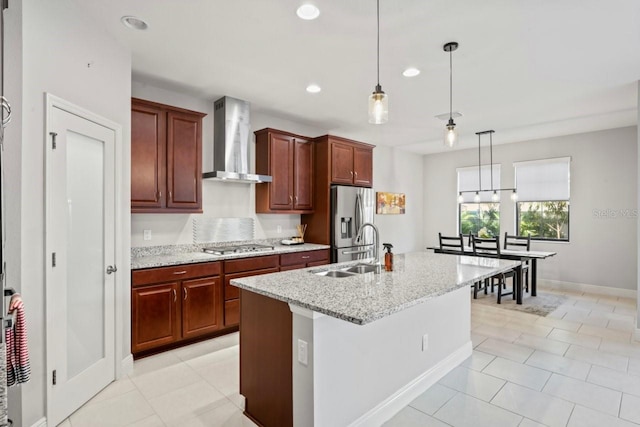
[131,242,331,270]
[230,252,520,325]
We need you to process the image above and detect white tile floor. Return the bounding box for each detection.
[384,285,640,427]
[60,332,256,427]
[61,284,640,426]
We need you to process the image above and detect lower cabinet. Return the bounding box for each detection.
[132,282,181,353]
[131,249,330,356]
[132,262,222,355]
[223,255,280,327]
[280,249,330,271]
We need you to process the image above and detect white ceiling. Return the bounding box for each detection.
[78,0,640,154]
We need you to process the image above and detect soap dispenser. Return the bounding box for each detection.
[383,243,394,272]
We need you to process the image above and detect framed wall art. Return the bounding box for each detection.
[376,192,405,214]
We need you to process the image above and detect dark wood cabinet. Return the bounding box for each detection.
[255,128,314,213]
[131,282,180,354]
[131,98,205,213]
[303,135,375,245]
[330,138,373,187]
[182,276,222,340]
[131,262,222,356]
[280,249,330,270]
[353,146,373,187]
[131,249,329,357]
[223,255,279,327]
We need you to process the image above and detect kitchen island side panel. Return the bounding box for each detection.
[239,289,293,427]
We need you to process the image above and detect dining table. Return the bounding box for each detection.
[428,246,557,304]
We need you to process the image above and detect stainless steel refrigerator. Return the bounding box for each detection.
[331,185,375,263]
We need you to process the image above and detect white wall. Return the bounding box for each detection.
[131,81,426,254]
[373,145,425,254]
[424,126,638,290]
[6,0,132,424]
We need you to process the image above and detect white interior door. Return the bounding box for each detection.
[46,99,116,426]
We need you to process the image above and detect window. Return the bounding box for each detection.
[460,203,500,237]
[457,165,501,237]
[514,157,570,241]
[517,201,569,240]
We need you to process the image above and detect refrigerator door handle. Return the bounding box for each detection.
[355,193,362,241]
[342,249,371,255]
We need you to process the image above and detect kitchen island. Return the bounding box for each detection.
[231,252,519,427]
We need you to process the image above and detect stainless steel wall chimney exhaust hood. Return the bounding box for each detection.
[203,96,272,183]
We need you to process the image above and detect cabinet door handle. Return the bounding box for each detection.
[183,288,188,300]
[295,196,298,204]
[172,289,177,302]
[301,256,310,259]
[157,191,162,201]
[169,191,172,200]
[173,270,187,275]
[350,171,353,176]
[289,195,293,203]
[354,171,358,179]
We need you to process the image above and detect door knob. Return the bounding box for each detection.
[106,265,118,275]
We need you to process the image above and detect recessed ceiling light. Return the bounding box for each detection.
[296,4,320,20]
[402,67,420,77]
[121,16,149,31]
[306,84,322,93]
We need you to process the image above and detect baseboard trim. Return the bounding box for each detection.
[30,417,47,427]
[539,279,637,299]
[348,341,472,427]
[120,353,134,377]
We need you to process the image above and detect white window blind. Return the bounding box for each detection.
[457,164,501,203]
[514,157,570,201]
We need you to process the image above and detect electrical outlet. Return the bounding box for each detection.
[277,225,282,234]
[422,334,429,352]
[297,339,308,365]
[143,229,152,241]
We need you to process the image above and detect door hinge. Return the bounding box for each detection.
[50,132,58,149]
[52,369,57,385]
[52,252,56,267]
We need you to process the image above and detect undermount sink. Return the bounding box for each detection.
[314,270,356,278]
[344,264,381,274]
[312,263,381,278]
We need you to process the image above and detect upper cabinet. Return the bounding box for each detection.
[131,98,206,213]
[329,137,374,187]
[255,128,314,213]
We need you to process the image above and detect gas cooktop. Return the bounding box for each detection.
[202,243,275,256]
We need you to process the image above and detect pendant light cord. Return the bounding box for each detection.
[376,0,380,86]
[449,48,453,119]
[489,131,494,191]
[478,133,482,191]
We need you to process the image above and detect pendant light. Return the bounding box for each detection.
[368,0,388,124]
[457,130,518,203]
[443,42,459,147]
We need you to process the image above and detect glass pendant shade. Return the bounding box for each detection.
[510,190,518,201]
[491,191,499,202]
[473,192,481,203]
[368,86,388,124]
[444,122,457,147]
[457,193,464,204]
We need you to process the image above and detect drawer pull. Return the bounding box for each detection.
[173,270,187,275]
[301,256,310,259]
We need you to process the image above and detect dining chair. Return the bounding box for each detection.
[438,233,464,254]
[504,232,531,292]
[471,235,516,304]
[438,233,486,298]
